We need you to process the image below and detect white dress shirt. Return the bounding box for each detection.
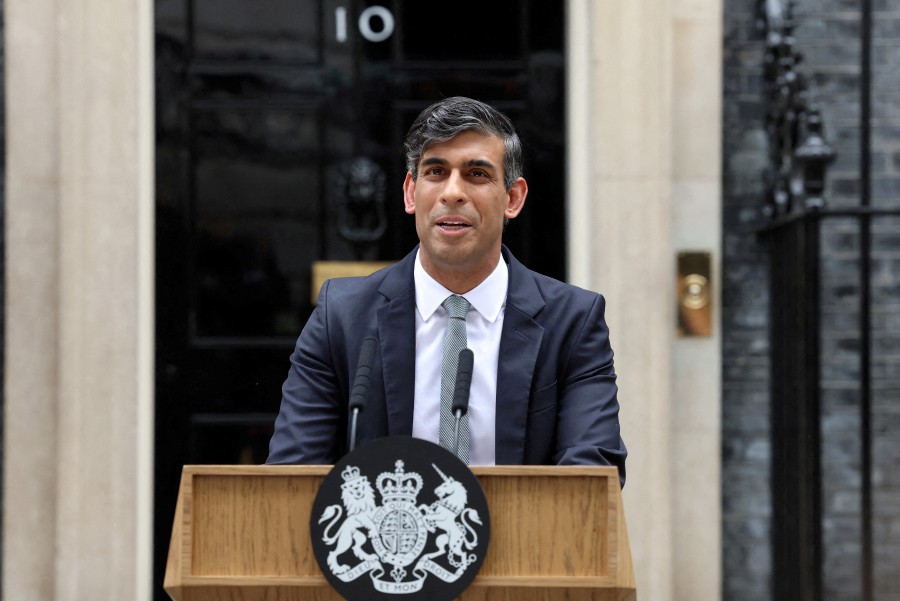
[411,251,507,465]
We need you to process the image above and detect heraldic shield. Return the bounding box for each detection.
[310,437,491,601]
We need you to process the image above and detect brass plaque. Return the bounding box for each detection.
[311,261,394,304]
[677,251,712,337]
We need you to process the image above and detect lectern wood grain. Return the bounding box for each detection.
[476,473,608,578]
[165,465,636,601]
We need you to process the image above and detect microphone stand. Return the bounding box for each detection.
[451,348,475,459]
[348,336,377,452]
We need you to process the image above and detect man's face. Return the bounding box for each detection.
[403,130,527,292]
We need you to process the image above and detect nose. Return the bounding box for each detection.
[439,170,467,204]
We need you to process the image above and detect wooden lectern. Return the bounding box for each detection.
[164,465,636,601]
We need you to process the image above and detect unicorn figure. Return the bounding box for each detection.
[419,464,482,569]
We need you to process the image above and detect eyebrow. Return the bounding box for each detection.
[420,157,498,170]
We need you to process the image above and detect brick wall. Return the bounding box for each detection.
[869,0,900,584]
[722,2,773,598]
[723,0,900,599]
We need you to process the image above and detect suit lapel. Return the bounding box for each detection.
[495,248,545,464]
[372,246,544,458]
[376,251,417,437]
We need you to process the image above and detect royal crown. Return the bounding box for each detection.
[340,464,365,490]
[376,460,423,504]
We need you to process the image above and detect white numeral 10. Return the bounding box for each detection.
[335,6,395,43]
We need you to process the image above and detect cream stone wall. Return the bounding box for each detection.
[568,1,723,600]
[3,0,155,600]
[671,2,723,599]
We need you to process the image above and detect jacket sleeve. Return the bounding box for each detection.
[551,294,627,487]
[267,280,345,464]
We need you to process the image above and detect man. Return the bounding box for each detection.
[268,97,626,485]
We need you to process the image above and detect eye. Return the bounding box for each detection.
[424,166,444,177]
[469,168,493,179]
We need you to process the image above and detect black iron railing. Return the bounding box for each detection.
[757,1,899,600]
[757,0,836,219]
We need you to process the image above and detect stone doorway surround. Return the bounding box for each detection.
[3,0,155,599]
[567,1,722,600]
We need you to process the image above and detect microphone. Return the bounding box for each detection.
[348,336,377,452]
[451,348,474,459]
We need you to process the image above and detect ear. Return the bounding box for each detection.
[403,172,416,215]
[504,177,528,219]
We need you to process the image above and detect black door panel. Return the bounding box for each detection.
[154,1,565,597]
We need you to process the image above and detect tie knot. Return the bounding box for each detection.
[442,295,471,320]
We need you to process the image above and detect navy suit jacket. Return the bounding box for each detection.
[267,246,626,485]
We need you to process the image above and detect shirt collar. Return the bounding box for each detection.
[413,250,508,323]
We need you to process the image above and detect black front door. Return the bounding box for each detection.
[154,1,565,597]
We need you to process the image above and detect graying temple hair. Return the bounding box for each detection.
[403,97,524,191]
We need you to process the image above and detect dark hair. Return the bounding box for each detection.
[403,97,524,191]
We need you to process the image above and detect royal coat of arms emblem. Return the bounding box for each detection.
[310,437,490,601]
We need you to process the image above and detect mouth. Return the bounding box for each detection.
[436,219,472,232]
